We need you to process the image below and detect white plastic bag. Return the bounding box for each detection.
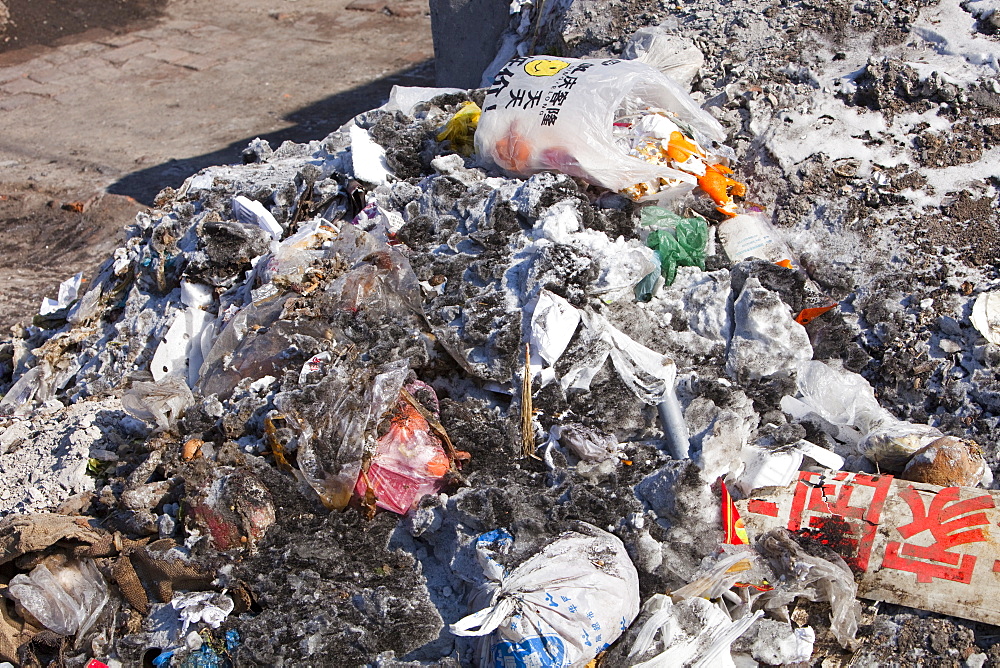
[451,523,640,667]
[475,56,725,194]
[8,558,109,638]
[784,360,943,471]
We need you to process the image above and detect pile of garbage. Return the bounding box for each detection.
[3,0,1000,665]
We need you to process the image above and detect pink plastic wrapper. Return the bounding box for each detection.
[354,381,452,514]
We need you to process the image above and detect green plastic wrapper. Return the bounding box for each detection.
[641,207,709,289]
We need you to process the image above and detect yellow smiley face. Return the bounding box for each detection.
[523,59,570,77]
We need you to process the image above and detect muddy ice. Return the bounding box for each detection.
[2,0,1000,665]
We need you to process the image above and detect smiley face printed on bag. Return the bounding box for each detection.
[523,59,570,76]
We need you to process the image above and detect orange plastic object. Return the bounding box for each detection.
[795,303,838,325]
[494,126,532,172]
[775,259,794,269]
[665,130,704,163]
[698,164,747,216]
[720,478,748,545]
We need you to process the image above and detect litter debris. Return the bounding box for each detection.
[622,26,705,88]
[171,592,235,635]
[782,360,944,471]
[451,523,640,667]
[231,195,282,241]
[1,2,999,662]
[38,272,83,317]
[436,100,482,155]
[475,56,727,203]
[971,291,1000,344]
[741,471,1000,627]
[900,435,990,488]
[640,207,709,288]
[7,557,109,638]
[716,212,794,266]
[721,479,748,545]
[354,380,466,515]
[350,123,392,185]
[122,375,195,432]
[625,593,762,666]
[529,288,581,381]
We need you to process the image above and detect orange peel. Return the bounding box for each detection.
[665,131,704,163]
[698,164,747,216]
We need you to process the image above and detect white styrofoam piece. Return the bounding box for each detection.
[795,439,845,470]
[151,307,216,387]
[180,280,214,309]
[232,195,282,240]
[734,444,803,495]
[350,124,392,186]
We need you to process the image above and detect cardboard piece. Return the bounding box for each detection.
[738,470,1000,625]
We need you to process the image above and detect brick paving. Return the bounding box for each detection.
[0,22,247,107]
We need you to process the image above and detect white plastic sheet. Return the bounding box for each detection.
[8,558,109,638]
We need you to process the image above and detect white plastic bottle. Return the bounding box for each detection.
[716,212,794,266]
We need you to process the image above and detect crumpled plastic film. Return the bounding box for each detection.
[641,207,709,286]
[436,101,482,156]
[8,558,110,638]
[122,375,195,432]
[282,357,410,511]
[626,593,763,667]
[755,529,860,649]
[786,360,943,470]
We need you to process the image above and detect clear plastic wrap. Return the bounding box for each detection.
[8,557,109,639]
[755,529,860,649]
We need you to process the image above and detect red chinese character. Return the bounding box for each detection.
[788,471,894,572]
[881,486,995,584]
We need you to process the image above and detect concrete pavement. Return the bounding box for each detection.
[0,0,435,202]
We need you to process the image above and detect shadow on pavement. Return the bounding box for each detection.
[108,60,436,204]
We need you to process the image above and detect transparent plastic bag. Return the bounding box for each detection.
[121,375,195,432]
[755,530,860,649]
[786,360,943,470]
[475,56,726,195]
[8,557,109,638]
[623,27,705,88]
[354,380,455,514]
[283,357,409,511]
